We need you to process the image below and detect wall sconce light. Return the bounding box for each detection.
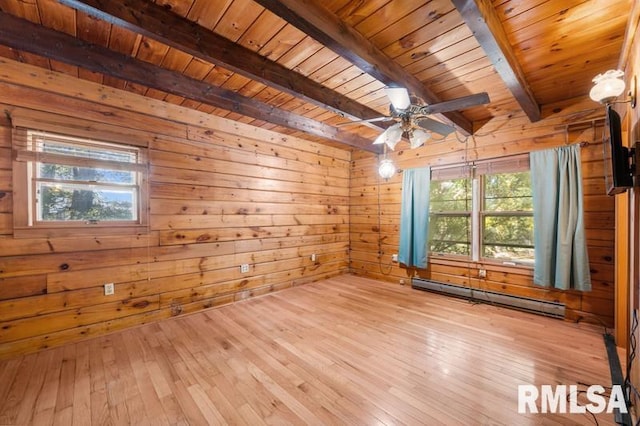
[589,69,636,107]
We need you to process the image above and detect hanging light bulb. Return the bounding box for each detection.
[378,158,396,179]
[589,70,626,104]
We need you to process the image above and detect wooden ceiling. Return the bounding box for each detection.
[0,0,631,152]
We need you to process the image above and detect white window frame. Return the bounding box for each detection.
[478,171,534,265]
[428,175,473,259]
[13,127,149,238]
[429,155,533,266]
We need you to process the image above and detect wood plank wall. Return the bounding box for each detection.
[0,58,350,358]
[621,5,640,417]
[350,99,615,326]
[0,55,618,358]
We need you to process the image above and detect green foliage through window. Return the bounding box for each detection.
[31,132,140,223]
[428,169,534,264]
[484,172,532,211]
[482,172,533,263]
[39,183,135,221]
[429,178,471,256]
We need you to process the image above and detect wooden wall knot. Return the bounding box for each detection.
[170,301,183,316]
[196,234,211,242]
[132,300,150,309]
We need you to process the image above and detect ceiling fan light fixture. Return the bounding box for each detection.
[373,130,387,145]
[385,124,403,150]
[373,123,403,150]
[409,128,430,149]
[385,87,411,110]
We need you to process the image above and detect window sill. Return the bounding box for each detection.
[428,255,534,274]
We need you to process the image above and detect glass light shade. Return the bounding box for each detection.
[385,87,411,110]
[373,123,403,150]
[590,69,625,103]
[409,129,430,149]
[385,125,403,150]
[378,158,396,179]
[373,129,387,145]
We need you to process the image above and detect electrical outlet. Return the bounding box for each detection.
[240,264,250,273]
[478,269,487,278]
[392,254,398,262]
[311,253,317,262]
[104,283,115,296]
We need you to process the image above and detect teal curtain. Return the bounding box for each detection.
[398,167,431,268]
[530,145,591,291]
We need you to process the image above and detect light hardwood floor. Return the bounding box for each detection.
[0,275,621,425]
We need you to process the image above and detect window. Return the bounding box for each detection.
[13,127,148,237]
[429,156,533,265]
[482,171,534,264]
[429,177,471,256]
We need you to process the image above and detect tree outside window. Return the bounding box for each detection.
[429,177,471,256]
[482,172,534,264]
[33,137,140,223]
[428,162,534,265]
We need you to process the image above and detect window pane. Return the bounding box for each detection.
[38,164,135,184]
[483,245,534,264]
[38,182,136,221]
[484,172,532,211]
[430,178,471,212]
[39,139,137,163]
[429,215,470,255]
[482,215,534,262]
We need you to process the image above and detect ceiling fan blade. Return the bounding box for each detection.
[385,87,411,110]
[336,116,393,126]
[420,92,490,114]
[415,117,456,136]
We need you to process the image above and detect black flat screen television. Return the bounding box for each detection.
[603,105,633,195]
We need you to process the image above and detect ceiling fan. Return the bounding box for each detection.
[342,87,490,150]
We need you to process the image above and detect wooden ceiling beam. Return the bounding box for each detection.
[0,12,376,151]
[451,0,541,122]
[252,0,475,135]
[57,0,390,132]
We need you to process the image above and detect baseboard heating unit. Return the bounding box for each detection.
[411,278,565,318]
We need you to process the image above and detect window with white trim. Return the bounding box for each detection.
[13,127,148,236]
[429,177,472,256]
[428,156,534,265]
[481,171,534,263]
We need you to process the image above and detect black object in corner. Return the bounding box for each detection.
[603,333,632,425]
